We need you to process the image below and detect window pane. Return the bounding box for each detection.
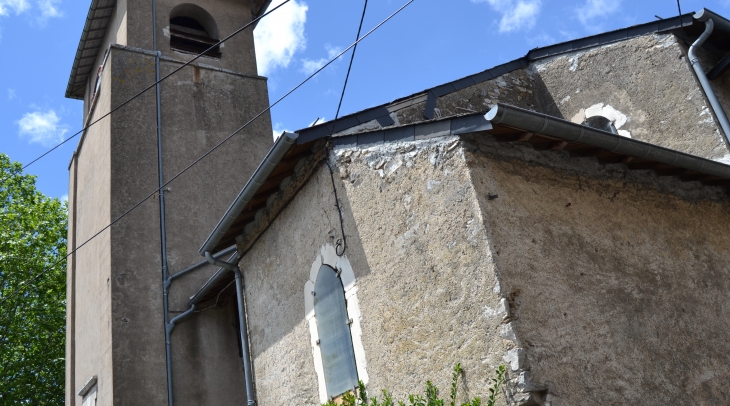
[314,265,358,398]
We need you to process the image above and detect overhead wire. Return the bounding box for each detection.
[0,0,417,309]
[326,0,369,257]
[677,0,682,19]
[0,0,293,185]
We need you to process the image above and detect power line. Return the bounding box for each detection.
[0,0,417,309]
[327,0,369,257]
[676,0,682,18]
[0,0,292,184]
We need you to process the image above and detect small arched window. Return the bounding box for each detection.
[169,4,221,58]
[314,264,359,398]
[584,115,618,134]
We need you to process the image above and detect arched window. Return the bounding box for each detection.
[314,264,359,398]
[169,4,221,58]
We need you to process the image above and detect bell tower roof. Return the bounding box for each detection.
[65,0,272,100]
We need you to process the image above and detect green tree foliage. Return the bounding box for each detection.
[0,153,67,404]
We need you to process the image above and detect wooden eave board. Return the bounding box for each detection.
[211,139,319,252]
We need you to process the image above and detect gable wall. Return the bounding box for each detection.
[465,133,730,404]
[237,137,510,405]
[388,34,729,163]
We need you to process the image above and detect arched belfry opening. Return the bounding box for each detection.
[170,4,221,58]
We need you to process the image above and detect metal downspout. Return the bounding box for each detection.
[68,154,79,406]
[150,0,174,405]
[205,252,256,406]
[688,15,730,143]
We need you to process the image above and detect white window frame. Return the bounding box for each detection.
[305,244,368,404]
[78,376,98,406]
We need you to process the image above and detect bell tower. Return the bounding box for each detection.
[65,1,273,405]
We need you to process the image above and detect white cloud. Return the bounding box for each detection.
[0,0,62,24]
[37,0,62,22]
[61,194,68,202]
[7,88,15,100]
[0,0,29,16]
[272,123,289,141]
[527,32,555,47]
[473,0,541,33]
[17,110,68,146]
[254,0,308,76]
[301,44,342,75]
[576,0,622,30]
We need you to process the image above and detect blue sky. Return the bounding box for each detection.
[1,0,729,201]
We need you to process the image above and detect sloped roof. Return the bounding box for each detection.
[65,0,116,99]
[199,103,730,257]
[191,9,730,303]
[191,103,730,305]
[296,12,701,141]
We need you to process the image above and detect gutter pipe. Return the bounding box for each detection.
[205,252,256,406]
[187,253,237,305]
[486,103,730,180]
[690,9,730,144]
[150,1,175,404]
[170,245,237,281]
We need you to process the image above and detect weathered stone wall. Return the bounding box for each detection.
[464,133,730,405]
[239,137,510,405]
[66,53,114,406]
[533,33,729,161]
[68,42,272,406]
[107,45,271,406]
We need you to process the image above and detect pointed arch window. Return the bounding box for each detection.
[314,264,359,398]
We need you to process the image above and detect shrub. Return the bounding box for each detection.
[323,364,506,406]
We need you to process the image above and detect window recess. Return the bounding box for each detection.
[314,264,359,398]
[170,16,221,58]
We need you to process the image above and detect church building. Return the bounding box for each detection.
[66,2,730,406]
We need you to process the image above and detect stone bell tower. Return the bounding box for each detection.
[65,1,273,405]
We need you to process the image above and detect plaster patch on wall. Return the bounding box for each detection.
[575,103,632,138]
[699,107,715,125]
[713,153,730,165]
[334,136,462,180]
[503,348,526,371]
[568,56,579,72]
[484,298,509,319]
[653,33,677,49]
[426,179,441,191]
[500,322,519,344]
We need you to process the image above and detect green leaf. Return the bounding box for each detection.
[0,153,67,405]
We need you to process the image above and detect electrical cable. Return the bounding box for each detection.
[675,0,691,48]
[326,0,369,257]
[0,0,417,309]
[0,0,292,185]
[677,0,682,20]
[194,279,236,313]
